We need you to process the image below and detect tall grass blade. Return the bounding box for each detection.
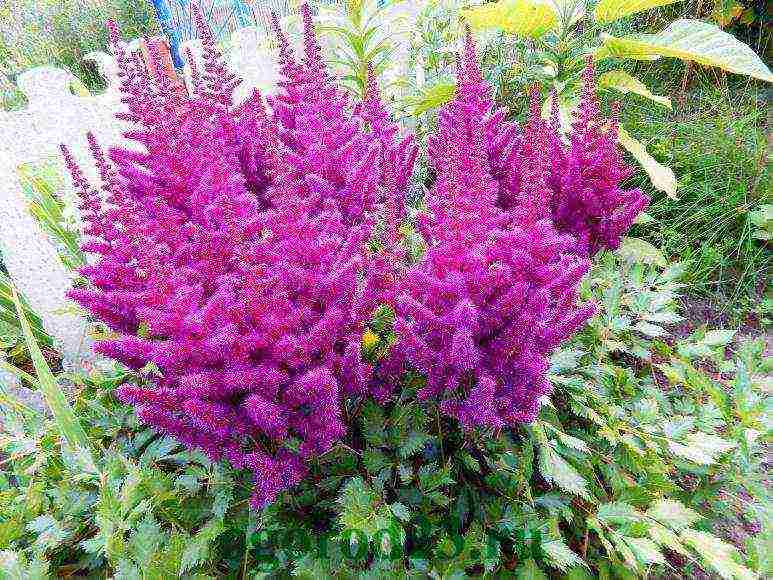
[10,285,97,471]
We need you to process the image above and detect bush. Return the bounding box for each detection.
[0,3,767,579]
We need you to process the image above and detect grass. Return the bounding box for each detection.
[620,59,770,323]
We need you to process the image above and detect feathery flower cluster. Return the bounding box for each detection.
[64,10,644,507]
[485,56,649,256]
[390,34,596,428]
[66,5,413,507]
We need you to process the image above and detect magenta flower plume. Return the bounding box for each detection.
[63,14,631,509]
[391,33,595,429]
[484,53,648,255]
[546,58,649,255]
[65,11,416,508]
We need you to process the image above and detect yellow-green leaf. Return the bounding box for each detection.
[618,127,678,198]
[594,0,684,24]
[681,530,757,580]
[405,81,456,116]
[598,69,672,108]
[600,19,773,83]
[11,286,97,473]
[616,237,667,267]
[462,0,558,38]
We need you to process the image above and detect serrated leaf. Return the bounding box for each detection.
[644,311,682,324]
[598,69,672,108]
[516,558,549,579]
[399,430,430,458]
[462,0,558,37]
[600,19,773,82]
[647,522,689,555]
[701,329,737,346]
[634,321,667,337]
[538,446,591,500]
[646,499,701,530]
[682,530,757,580]
[390,502,410,522]
[542,539,585,571]
[616,237,667,267]
[594,0,684,23]
[668,432,736,465]
[597,502,641,525]
[555,431,590,454]
[618,128,677,198]
[27,515,69,551]
[625,536,666,565]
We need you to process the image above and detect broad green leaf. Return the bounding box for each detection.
[11,286,97,472]
[462,0,558,38]
[616,237,667,267]
[600,19,773,83]
[646,499,701,530]
[598,69,671,108]
[594,0,684,24]
[405,81,456,116]
[618,127,677,198]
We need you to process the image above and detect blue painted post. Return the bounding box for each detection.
[150,0,185,68]
[234,0,252,27]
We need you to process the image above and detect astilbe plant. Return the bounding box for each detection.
[389,34,596,428]
[483,56,649,256]
[64,5,414,507]
[62,10,644,507]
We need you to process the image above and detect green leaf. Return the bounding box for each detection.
[615,237,667,267]
[542,539,585,571]
[682,530,757,580]
[517,558,549,580]
[618,127,677,198]
[701,329,737,347]
[668,432,736,465]
[390,502,410,522]
[405,82,456,116]
[646,499,701,530]
[634,211,655,224]
[594,0,684,24]
[634,321,667,337]
[538,445,591,500]
[600,19,773,83]
[10,286,97,472]
[462,0,558,37]
[647,522,689,555]
[624,537,666,565]
[597,502,641,525]
[598,69,672,108]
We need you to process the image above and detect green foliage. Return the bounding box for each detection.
[0,0,158,107]
[413,0,771,198]
[1,250,769,577]
[626,99,769,299]
[320,0,409,99]
[17,160,86,271]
